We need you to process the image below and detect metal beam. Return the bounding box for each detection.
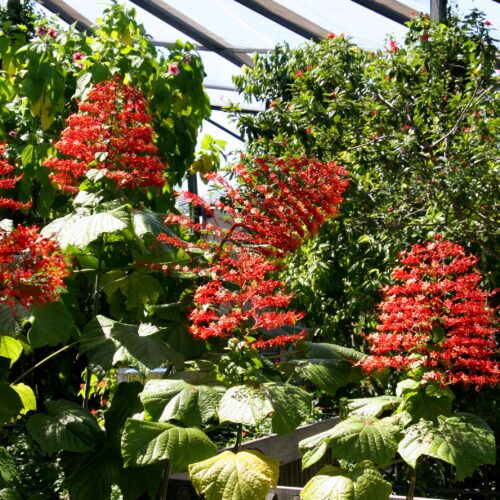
[153,40,270,54]
[350,0,416,26]
[206,117,244,142]
[35,0,92,32]
[130,0,253,68]
[430,0,447,22]
[234,0,329,41]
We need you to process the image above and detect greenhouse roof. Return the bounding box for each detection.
[24,0,500,149]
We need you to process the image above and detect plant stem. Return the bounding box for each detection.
[12,340,80,385]
[83,236,104,409]
[407,467,417,500]
[233,424,243,453]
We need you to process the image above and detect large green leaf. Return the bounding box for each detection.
[132,209,166,237]
[0,304,29,337]
[300,416,400,468]
[140,379,223,427]
[189,450,279,500]
[80,315,183,371]
[0,382,22,426]
[61,447,117,500]
[118,463,163,500]
[121,419,216,472]
[28,302,74,348]
[27,400,102,454]
[0,337,23,367]
[300,462,391,500]
[104,382,143,446]
[120,272,162,309]
[41,211,128,250]
[293,343,365,395]
[0,447,18,484]
[218,382,311,434]
[396,379,454,423]
[343,396,402,418]
[398,414,496,480]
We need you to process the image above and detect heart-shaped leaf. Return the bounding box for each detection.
[300,462,391,500]
[189,450,279,500]
[121,419,216,472]
[398,413,496,480]
[140,379,223,427]
[27,400,102,454]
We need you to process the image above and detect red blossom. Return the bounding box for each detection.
[296,70,304,78]
[161,156,348,347]
[485,20,492,27]
[0,144,31,212]
[361,239,499,390]
[389,39,398,53]
[167,63,180,76]
[0,225,69,308]
[327,33,335,40]
[44,78,165,193]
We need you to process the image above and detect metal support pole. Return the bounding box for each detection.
[430,0,447,22]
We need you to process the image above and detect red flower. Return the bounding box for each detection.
[0,144,31,212]
[161,156,348,347]
[48,28,57,39]
[44,78,165,193]
[485,20,492,27]
[389,39,398,53]
[420,32,429,41]
[0,225,69,308]
[361,239,499,390]
[327,33,335,40]
[296,70,303,78]
[306,128,312,134]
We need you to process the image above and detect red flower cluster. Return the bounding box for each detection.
[362,238,499,389]
[44,78,165,194]
[0,144,31,212]
[160,157,348,348]
[0,225,69,307]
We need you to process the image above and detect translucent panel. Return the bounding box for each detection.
[161,0,304,48]
[274,0,409,48]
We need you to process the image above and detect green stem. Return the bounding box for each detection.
[407,467,417,500]
[12,340,80,385]
[158,460,171,500]
[83,236,104,409]
[233,424,243,453]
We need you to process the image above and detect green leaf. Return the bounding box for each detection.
[28,302,74,348]
[189,450,279,500]
[398,413,496,481]
[11,383,36,415]
[0,447,19,484]
[104,382,143,446]
[0,488,22,500]
[218,382,311,434]
[343,396,402,418]
[300,462,391,500]
[27,400,102,454]
[132,209,166,237]
[299,427,335,469]
[329,416,401,467]
[41,211,128,250]
[81,315,183,371]
[396,380,454,422]
[140,379,223,427]
[293,343,365,395]
[0,382,22,426]
[118,463,163,500]
[0,304,29,336]
[61,446,116,500]
[121,419,216,472]
[120,272,162,309]
[0,337,23,367]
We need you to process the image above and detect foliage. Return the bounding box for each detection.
[233,12,499,343]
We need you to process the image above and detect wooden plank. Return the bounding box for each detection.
[130,0,253,67]
[350,0,417,25]
[235,0,329,41]
[34,0,93,32]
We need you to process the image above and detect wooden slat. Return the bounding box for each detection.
[235,0,329,41]
[130,0,253,67]
[35,0,93,32]
[350,0,416,25]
